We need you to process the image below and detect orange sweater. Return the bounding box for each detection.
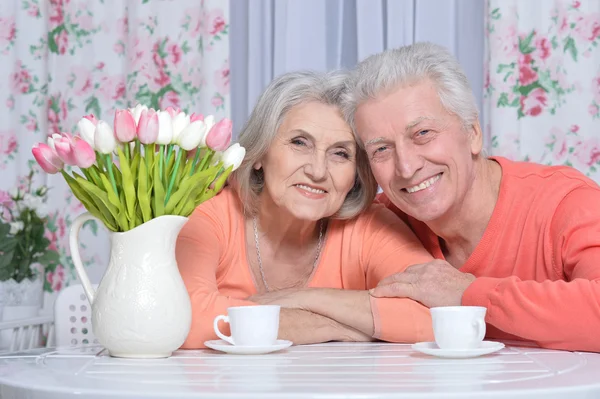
[176,187,434,348]
[379,156,600,352]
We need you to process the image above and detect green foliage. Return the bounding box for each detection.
[0,172,60,282]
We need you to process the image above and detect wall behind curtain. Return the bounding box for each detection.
[0,0,230,305]
[230,0,485,138]
[484,0,600,182]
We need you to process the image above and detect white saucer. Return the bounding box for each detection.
[412,341,505,358]
[204,339,293,355]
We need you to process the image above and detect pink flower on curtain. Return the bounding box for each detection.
[534,36,551,61]
[0,17,16,49]
[547,127,570,162]
[99,75,126,101]
[208,9,226,35]
[574,137,600,167]
[592,75,600,104]
[27,4,41,18]
[116,18,128,37]
[518,53,537,86]
[25,116,38,132]
[159,91,180,110]
[211,96,223,108]
[56,30,69,54]
[214,59,230,94]
[70,66,93,96]
[49,0,65,29]
[10,61,32,94]
[520,87,547,117]
[46,265,65,292]
[0,131,18,156]
[573,13,600,43]
[114,42,125,54]
[590,103,599,117]
[167,43,182,66]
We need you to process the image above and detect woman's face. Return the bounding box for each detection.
[256,101,357,221]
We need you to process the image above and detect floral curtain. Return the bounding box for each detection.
[484,0,600,181]
[0,0,230,309]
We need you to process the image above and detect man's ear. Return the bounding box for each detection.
[469,121,484,156]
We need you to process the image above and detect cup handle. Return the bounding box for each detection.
[214,315,234,345]
[474,318,486,342]
[69,212,98,306]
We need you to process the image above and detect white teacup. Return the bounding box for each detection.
[213,305,280,346]
[430,306,487,350]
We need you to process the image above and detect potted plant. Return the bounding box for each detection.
[31,104,245,358]
[0,173,60,328]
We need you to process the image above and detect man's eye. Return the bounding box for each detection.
[373,146,388,155]
[417,130,430,136]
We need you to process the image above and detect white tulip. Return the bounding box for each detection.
[9,221,24,235]
[156,111,174,145]
[129,104,148,125]
[47,133,62,151]
[221,143,246,171]
[94,121,117,154]
[171,112,190,144]
[8,187,20,199]
[77,118,97,147]
[178,121,208,151]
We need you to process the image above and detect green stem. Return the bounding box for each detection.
[165,145,174,171]
[95,151,105,173]
[164,149,183,205]
[105,154,118,196]
[124,142,131,163]
[198,149,214,172]
[159,145,165,181]
[190,148,202,176]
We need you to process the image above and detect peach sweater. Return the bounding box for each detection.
[176,187,434,348]
[379,156,600,352]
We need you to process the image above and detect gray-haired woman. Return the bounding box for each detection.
[176,70,434,349]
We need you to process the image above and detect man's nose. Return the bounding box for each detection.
[394,145,423,180]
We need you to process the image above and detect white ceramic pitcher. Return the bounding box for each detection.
[69,213,192,358]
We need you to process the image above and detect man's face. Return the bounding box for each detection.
[354,80,482,223]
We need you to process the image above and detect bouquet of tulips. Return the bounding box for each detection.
[31,105,245,232]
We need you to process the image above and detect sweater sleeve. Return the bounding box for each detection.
[462,187,600,352]
[360,206,435,343]
[176,200,254,349]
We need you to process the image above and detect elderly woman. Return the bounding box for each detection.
[176,70,435,348]
[344,42,600,352]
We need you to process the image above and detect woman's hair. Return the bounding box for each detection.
[342,42,479,145]
[231,70,378,219]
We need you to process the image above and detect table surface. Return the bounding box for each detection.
[0,342,599,399]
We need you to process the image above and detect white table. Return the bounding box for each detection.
[0,342,599,398]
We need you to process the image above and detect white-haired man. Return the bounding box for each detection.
[343,42,600,352]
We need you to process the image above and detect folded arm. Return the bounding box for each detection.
[463,187,600,352]
[251,206,435,343]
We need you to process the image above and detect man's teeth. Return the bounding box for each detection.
[296,184,326,194]
[405,174,441,193]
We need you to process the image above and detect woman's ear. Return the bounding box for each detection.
[253,161,262,170]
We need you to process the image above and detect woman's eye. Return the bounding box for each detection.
[334,150,349,159]
[291,138,307,146]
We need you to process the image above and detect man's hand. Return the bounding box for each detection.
[369,260,476,308]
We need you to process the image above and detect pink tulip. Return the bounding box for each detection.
[190,112,204,122]
[206,118,233,151]
[53,133,77,165]
[137,108,159,144]
[114,109,137,142]
[71,136,96,168]
[32,143,64,174]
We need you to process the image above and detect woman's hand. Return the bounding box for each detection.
[248,288,309,309]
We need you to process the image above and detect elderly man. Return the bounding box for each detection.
[342,42,600,352]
